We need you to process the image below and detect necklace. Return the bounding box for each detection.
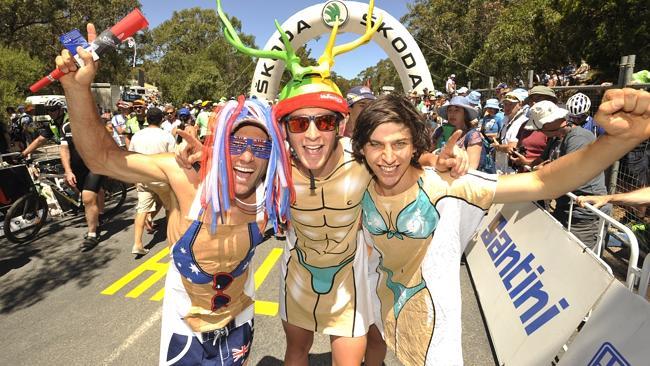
[234,197,264,214]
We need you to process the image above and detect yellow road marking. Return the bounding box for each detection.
[255,301,279,316]
[254,248,283,290]
[150,287,165,302]
[101,247,170,295]
[102,247,283,316]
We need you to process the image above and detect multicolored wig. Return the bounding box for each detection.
[217,0,382,118]
[189,96,294,233]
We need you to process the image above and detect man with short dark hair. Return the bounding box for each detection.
[128,107,176,255]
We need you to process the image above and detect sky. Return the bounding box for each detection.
[139,0,412,79]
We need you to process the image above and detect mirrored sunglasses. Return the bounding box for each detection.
[229,135,272,159]
[284,114,339,133]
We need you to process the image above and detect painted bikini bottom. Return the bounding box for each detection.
[296,248,355,295]
[378,258,426,319]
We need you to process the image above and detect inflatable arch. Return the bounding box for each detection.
[250,1,434,100]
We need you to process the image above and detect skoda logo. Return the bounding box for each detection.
[322,1,349,28]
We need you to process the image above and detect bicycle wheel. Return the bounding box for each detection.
[3,193,48,243]
[101,179,127,217]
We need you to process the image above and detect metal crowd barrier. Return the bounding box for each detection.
[565,192,641,291]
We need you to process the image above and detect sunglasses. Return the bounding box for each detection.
[283,114,339,133]
[229,135,272,159]
[165,112,175,116]
[541,121,567,132]
[567,114,586,123]
[211,272,233,311]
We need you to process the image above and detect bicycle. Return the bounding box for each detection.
[1,153,127,244]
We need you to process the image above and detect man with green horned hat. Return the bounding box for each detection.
[217,1,469,364]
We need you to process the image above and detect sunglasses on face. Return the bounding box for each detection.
[165,112,175,116]
[541,121,567,132]
[567,114,586,123]
[283,113,339,133]
[229,135,272,159]
[211,272,233,311]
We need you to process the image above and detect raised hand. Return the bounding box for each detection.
[436,129,469,177]
[54,23,98,89]
[594,88,650,141]
[175,127,203,170]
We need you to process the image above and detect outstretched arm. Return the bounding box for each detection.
[55,24,167,184]
[495,88,650,203]
[577,187,650,208]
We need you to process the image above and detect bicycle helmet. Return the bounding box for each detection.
[45,98,66,109]
[566,92,591,116]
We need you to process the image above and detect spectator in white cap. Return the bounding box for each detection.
[496,88,529,151]
[445,74,457,95]
[480,98,504,141]
[528,100,610,250]
[456,86,469,96]
[343,85,376,137]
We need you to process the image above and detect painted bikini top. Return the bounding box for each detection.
[171,219,264,284]
[361,178,439,240]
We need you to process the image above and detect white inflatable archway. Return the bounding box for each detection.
[250,1,433,100]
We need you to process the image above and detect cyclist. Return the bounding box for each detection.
[21,98,66,157]
[60,113,106,251]
[566,92,605,136]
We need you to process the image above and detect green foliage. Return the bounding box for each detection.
[141,7,256,104]
[0,0,140,94]
[400,0,649,87]
[0,46,44,112]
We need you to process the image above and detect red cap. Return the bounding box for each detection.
[274,92,349,120]
[110,8,149,41]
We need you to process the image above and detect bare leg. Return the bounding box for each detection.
[133,211,148,251]
[330,333,367,366]
[364,325,387,366]
[283,321,314,366]
[97,188,105,214]
[81,190,99,235]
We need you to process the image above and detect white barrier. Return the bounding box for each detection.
[558,280,650,366]
[565,192,641,290]
[466,202,615,365]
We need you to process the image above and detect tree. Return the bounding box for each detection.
[0,46,44,113]
[0,0,141,94]
[555,0,650,78]
[140,7,257,104]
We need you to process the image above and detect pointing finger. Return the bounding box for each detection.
[444,130,463,154]
[87,23,97,43]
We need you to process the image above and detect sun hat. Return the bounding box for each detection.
[457,86,469,94]
[504,88,528,103]
[467,91,481,106]
[527,85,557,102]
[525,100,568,130]
[438,96,479,121]
[484,98,500,110]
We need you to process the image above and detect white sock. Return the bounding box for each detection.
[87,232,97,238]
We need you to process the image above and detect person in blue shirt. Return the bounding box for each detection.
[480,98,504,142]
